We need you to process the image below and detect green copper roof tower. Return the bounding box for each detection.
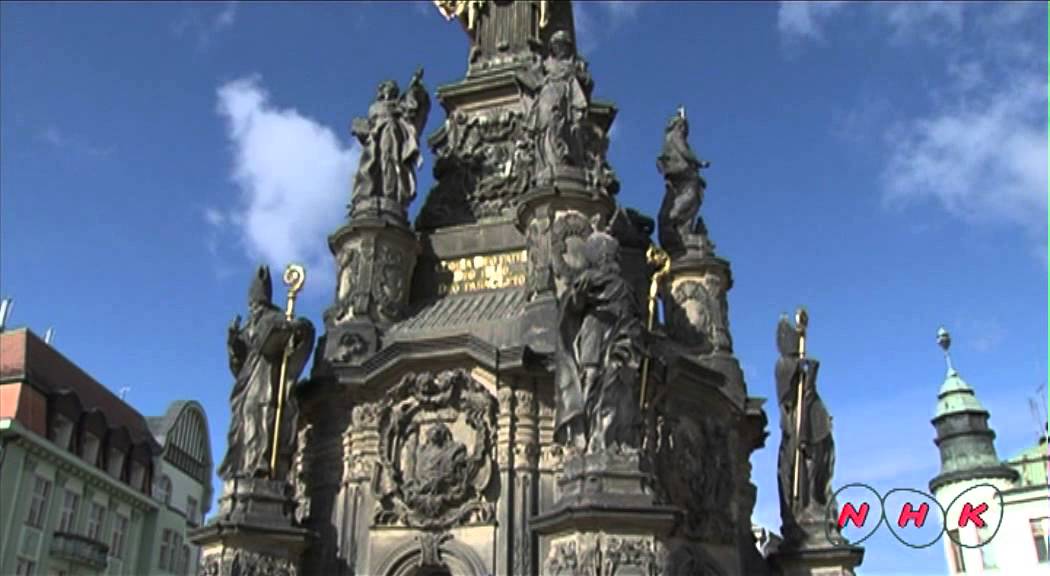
[929,327,1018,492]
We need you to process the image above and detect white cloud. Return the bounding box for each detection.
[215,76,359,296]
[574,1,645,55]
[173,2,240,51]
[882,2,964,44]
[883,73,1047,237]
[36,125,112,157]
[776,1,846,41]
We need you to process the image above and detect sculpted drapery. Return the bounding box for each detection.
[554,227,645,454]
[775,316,838,544]
[219,266,315,481]
[351,68,431,213]
[523,31,592,185]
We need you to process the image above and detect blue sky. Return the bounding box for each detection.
[1,2,1045,574]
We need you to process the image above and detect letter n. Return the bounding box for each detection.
[897,502,930,528]
[838,502,870,529]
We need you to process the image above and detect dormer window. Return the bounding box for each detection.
[130,461,147,492]
[106,447,126,479]
[49,414,75,450]
[82,433,101,466]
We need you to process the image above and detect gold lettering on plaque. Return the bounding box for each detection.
[435,250,527,295]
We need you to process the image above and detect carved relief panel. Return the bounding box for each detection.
[653,413,736,545]
[371,369,498,530]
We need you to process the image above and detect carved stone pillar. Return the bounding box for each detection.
[515,194,615,354]
[317,219,420,370]
[663,252,746,406]
[496,386,515,576]
[512,385,539,576]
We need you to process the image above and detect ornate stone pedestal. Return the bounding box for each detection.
[663,243,746,405]
[317,216,420,369]
[532,451,678,576]
[769,544,864,576]
[190,478,313,576]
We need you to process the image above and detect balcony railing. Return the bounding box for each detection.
[50,531,109,570]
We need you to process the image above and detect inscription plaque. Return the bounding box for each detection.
[436,250,527,295]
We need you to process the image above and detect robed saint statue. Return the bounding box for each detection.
[218,266,315,481]
[554,225,645,454]
[775,313,842,546]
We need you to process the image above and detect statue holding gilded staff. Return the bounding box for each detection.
[775,309,842,547]
[218,265,315,482]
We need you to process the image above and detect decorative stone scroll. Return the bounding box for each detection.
[372,369,497,529]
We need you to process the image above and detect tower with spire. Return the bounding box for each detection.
[929,327,1024,574]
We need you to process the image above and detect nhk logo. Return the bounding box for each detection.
[826,483,1004,549]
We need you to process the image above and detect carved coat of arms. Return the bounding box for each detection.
[373,369,497,529]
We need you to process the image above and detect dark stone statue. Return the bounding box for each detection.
[350,68,431,217]
[521,30,593,185]
[554,224,645,454]
[219,266,315,481]
[657,108,712,255]
[775,316,840,547]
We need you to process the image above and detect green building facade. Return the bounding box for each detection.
[0,328,212,576]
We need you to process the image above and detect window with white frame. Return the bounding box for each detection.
[186,496,198,525]
[979,524,997,569]
[1032,517,1049,563]
[24,476,52,529]
[57,490,80,533]
[947,529,966,573]
[85,502,106,541]
[109,513,129,560]
[159,528,173,571]
[14,557,35,576]
[173,534,186,574]
[156,475,172,505]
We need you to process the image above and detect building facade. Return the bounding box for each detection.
[929,328,1050,575]
[0,327,213,576]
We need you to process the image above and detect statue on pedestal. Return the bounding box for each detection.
[218,266,315,481]
[521,31,593,185]
[350,68,431,218]
[775,312,840,547]
[554,223,645,454]
[657,108,712,255]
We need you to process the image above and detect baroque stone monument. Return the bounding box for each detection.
[203,2,864,575]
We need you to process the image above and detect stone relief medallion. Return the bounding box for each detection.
[372,244,408,323]
[654,415,735,544]
[667,279,715,352]
[549,210,594,296]
[373,369,497,529]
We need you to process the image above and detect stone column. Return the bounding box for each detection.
[496,386,516,576]
[512,385,539,576]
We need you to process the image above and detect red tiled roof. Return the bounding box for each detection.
[1,328,158,448]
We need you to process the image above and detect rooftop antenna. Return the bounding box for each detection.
[119,387,131,401]
[0,298,12,331]
[44,327,55,345]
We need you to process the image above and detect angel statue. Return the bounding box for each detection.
[350,67,431,218]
